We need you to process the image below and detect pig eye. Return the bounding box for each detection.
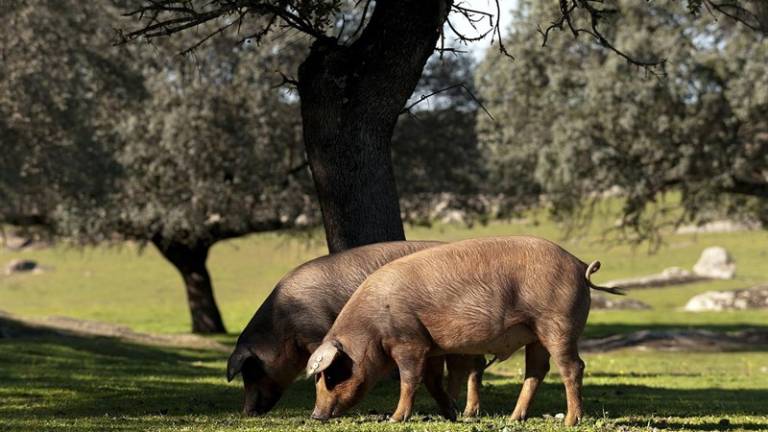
[323,372,338,389]
[322,355,353,389]
[241,357,266,381]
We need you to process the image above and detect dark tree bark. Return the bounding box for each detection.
[298,0,452,253]
[152,237,226,334]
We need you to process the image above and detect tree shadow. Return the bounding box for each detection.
[0,314,238,420]
[475,380,767,417]
[583,322,768,352]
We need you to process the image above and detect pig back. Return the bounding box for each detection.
[237,241,443,349]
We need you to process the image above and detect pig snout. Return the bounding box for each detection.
[310,405,335,421]
[242,381,282,416]
[311,406,331,421]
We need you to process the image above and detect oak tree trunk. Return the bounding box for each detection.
[152,237,226,334]
[298,0,451,253]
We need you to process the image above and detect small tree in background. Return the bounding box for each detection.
[478,0,768,243]
[0,1,143,231]
[1,1,314,333]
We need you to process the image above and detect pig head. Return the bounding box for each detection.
[306,338,391,420]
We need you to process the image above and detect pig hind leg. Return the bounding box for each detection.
[423,356,458,421]
[510,341,550,421]
[389,345,429,422]
[552,345,585,426]
[538,330,585,426]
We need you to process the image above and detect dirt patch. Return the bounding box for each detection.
[0,310,229,352]
[581,329,768,352]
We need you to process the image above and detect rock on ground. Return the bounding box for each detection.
[4,259,42,275]
[591,294,651,310]
[604,247,737,289]
[676,219,762,234]
[692,246,736,279]
[685,285,768,311]
[604,267,709,289]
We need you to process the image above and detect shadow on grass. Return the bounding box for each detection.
[584,322,768,344]
[616,419,767,431]
[472,378,768,418]
[0,314,238,419]
[1,314,766,430]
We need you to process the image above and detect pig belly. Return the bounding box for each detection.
[427,320,537,359]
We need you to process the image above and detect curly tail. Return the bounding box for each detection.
[585,260,625,296]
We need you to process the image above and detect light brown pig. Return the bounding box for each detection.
[226,240,483,417]
[306,236,623,425]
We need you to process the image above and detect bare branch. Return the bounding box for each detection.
[400,82,494,121]
[274,70,299,88]
[117,0,329,53]
[350,0,372,40]
[705,0,766,33]
[449,1,513,59]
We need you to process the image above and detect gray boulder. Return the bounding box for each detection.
[692,247,736,279]
[685,285,768,311]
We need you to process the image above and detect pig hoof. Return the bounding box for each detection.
[564,415,581,426]
[462,405,479,418]
[510,411,526,422]
[388,414,406,423]
[442,410,457,422]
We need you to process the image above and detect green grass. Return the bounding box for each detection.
[1,218,768,431]
[1,320,766,431]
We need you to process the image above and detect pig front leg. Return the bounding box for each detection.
[445,355,467,403]
[423,356,457,421]
[463,355,486,417]
[510,341,551,421]
[445,355,484,417]
[389,345,429,422]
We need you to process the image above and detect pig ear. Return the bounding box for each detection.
[227,346,252,382]
[306,340,343,378]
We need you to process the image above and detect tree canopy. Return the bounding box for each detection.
[478,0,768,242]
[0,1,314,332]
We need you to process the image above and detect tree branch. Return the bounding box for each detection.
[723,178,768,198]
[705,0,767,34]
[400,82,494,121]
[116,0,329,53]
[538,0,666,71]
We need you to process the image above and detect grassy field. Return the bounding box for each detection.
[1,218,767,431]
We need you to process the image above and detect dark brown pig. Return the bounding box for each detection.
[306,236,623,425]
[226,240,483,417]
